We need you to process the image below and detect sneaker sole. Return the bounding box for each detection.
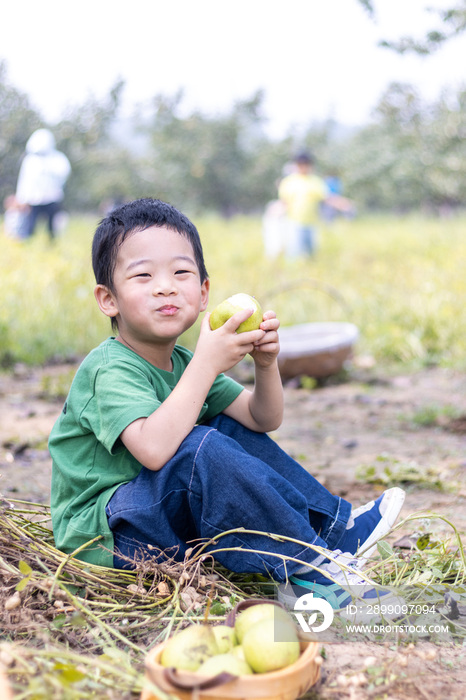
[356,487,405,560]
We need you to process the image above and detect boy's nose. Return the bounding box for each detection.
[153,278,177,295]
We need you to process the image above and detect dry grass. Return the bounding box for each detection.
[0,498,264,698]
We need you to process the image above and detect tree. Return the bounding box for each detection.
[358,0,466,54]
[0,62,42,210]
[341,82,466,212]
[53,79,147,211]
[342,84,427,211]
[141,90,288,216]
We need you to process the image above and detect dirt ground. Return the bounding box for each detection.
[1,360,466,699]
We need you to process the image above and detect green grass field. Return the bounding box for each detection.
[1,213,466,370]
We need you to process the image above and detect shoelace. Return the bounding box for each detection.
[322,550,368,587]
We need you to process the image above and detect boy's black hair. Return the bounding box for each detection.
[92,198,209,331]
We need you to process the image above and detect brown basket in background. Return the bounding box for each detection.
[140,600,322,700]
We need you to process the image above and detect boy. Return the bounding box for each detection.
[49,198,405,613]
[278,151,354,257]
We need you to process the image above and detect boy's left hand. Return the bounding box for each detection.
[250,310,280,368]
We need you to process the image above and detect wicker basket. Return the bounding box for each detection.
[141,600,321,700]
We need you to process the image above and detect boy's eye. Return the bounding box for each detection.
[135,273,150,278]
[175,269,192,275]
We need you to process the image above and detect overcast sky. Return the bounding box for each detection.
[1,0,465,137]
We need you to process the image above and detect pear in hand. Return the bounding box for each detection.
[210,293,263,333]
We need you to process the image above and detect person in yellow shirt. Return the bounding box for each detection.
[278,151,354,257]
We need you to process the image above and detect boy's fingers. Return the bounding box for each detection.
[260,320,280,333]
[225,308,254,331]
[259,311,280,332]
[216,308,263,334]
[262,309,277,321]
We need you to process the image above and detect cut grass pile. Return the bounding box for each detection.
[1,498,465,698]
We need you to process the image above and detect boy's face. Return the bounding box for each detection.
[296,161,311,175]
[95,226,209,351]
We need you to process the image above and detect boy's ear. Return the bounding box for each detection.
[200,278,210,312]
[94,284,119,320]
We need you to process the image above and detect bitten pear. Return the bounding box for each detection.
[210,293,262,333]
[160,624,219,671]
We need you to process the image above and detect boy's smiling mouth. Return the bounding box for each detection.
[157,305,179,316]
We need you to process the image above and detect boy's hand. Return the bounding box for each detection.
[221,309,283,432]
[250,310,280,368]
[196,308,266,376]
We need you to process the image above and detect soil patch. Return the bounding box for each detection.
[1,363,466,698]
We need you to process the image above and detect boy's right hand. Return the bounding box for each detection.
[195,310,266,376]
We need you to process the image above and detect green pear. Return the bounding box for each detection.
[241,617,300,673]
[210,293,263,333]
[198,652,253,676]
[234,603,295,644]
[160,624,219,671]
[231,645,246,661]
[212,624,237,653]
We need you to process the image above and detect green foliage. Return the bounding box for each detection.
[0,62,43,207]
[140,90,289,215]
[410,403,459,427]
[356,456,447,491]
[52,80,148,212]
[343,82,466,212]
[2,59,466,216]
[379,1,466,54]
[0,218,109,365]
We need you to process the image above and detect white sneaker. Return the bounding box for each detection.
[278,550,404,623]
[341,487,406,562]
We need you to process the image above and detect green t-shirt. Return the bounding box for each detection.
[49,337,244,567]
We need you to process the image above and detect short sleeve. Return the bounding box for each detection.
[80,360,159,454]
[201,372,244,421]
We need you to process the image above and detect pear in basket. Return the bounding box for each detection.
[160,624,219,671]
[242,617,300,673]
[234,602,294,643]
[198,652,253,676]
[212,624,237,653]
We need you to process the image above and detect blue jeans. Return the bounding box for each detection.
[105,415,351,582]
[23,202,61,239]
[285,223,316,257]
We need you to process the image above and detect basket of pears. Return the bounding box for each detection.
[141,599,321,700]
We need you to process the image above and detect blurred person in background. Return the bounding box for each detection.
[321,170,356,223]
[15,128,71,240]
[278,151,354,257]
[2,194,29,240]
